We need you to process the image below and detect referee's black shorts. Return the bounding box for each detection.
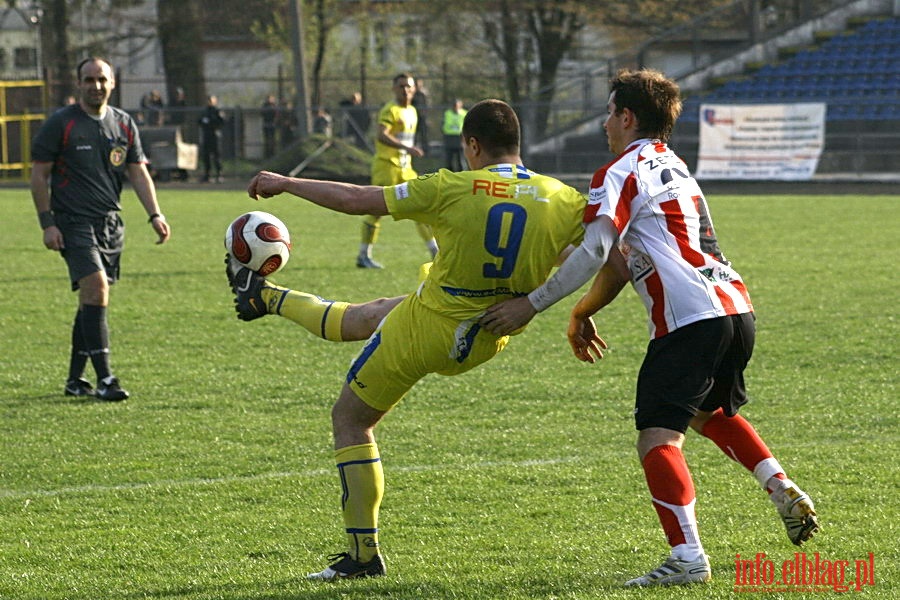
[56,211,124,291]
[634,312,755,433]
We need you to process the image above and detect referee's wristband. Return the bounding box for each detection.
[38,210,55,230]
[148,213,163,223]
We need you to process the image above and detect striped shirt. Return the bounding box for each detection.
[585,139,752,339]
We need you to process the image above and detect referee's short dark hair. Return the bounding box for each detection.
[76,57,113,80]
[462,99,520,156]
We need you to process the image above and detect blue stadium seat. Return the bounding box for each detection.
[691,17,899,122]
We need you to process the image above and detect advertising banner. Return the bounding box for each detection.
[695,103,826,181]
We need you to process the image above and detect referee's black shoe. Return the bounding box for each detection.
[96,376,129,402]
[64,377,95,397]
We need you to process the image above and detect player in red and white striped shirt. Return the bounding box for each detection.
[482,68,819,587]
[583,138,752,339]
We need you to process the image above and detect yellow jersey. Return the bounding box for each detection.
[373,102,418,173]
[384,164,587,321]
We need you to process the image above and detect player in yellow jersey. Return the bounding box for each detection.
[229,99,607,580]
[358,73,437,269]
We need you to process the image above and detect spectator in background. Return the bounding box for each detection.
[141,89,164,126]
[167,87,189,181]
[261,94,278,159]
[139,91,151,124]
[278,100,298,149]
[313,106,333,137]
[412,78,429,155]
[198,95,225,183]
[442,98,467,172]
[340,92,370,149]
[167,87,187,126]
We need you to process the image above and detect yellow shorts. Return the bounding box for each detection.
[371,159,416,186]
[345,294,509,412]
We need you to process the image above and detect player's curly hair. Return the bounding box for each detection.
[610,68,682,142]
[462,99,520,156]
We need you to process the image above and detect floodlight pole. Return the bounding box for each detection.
[290,0,310,137]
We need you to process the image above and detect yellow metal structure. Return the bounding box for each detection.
[0,80,46,180]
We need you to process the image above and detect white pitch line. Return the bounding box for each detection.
[0,456,584,500]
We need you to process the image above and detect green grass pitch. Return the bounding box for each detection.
[0,186,896,599]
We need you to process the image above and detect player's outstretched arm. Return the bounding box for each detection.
[247,170,389,216]
[572,246,630,320]
[480,218,623,336]
[480,242,604,336]
[479,296,538,335]
[567,249,629,363]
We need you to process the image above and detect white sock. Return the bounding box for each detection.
[753,457,785,490]
[671,543,705,563]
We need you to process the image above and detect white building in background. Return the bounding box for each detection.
[97,1,283,110]
[0,0,283,110]
[0,5,41,81]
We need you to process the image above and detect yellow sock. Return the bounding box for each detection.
[335,443,384,562]
[260,285,349,341]
[361,216,381,245]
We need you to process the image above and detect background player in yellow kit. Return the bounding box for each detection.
[357,72,437,268]
[229,99,603,580]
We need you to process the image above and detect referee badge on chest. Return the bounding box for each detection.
[109,146,126,167]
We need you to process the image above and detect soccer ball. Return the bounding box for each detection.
[225,211,292,276]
